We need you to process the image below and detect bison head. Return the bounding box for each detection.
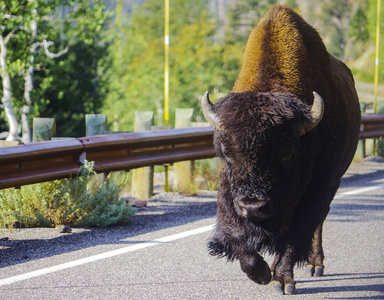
[202,90,323,229]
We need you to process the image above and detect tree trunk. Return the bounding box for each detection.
[22,56,35,144]
[0,35,19,141]
[22,15,38,144]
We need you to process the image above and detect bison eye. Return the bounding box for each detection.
[282,154,292,161]
[277,152,295,174]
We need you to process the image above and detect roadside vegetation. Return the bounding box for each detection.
[0,161,136,229]
[0,160,220,229]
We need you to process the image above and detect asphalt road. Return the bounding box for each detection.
[1,158,384,299]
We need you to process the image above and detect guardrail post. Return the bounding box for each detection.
[131,111,154,199]
[32,118,56,142]
[354,140,366,160]
[86,114,107,136]
[85,114,108,192]
[0,141,19,147]
[192,121,221,174]
[151,125,172,192]
[173,108,194,192]
[355,104,366,160]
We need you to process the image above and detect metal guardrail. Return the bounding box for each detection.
[0,127,215,190]
[360,114,384,139]
[0,115,383,190]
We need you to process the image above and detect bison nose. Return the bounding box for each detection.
[235,198,271,221]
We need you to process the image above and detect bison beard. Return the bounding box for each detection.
[202,5,361,295]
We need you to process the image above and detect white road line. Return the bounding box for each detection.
[1,182,384,287]
[335,183,384,199]
[0,225,214,287]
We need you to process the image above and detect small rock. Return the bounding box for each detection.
[131,199,147,208]
[123,196,135,204]
[124,197,147,208]
[0,237,9,241]
[56,225,72,233]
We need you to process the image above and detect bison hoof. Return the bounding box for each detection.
[314,266,324,277]
[240,254,271,285]
[247,261,271,285]
[305,264,315,276]
[305,264,324,277]
[270,281,284,295]
[285,283,296,295]
[270,280,296,295]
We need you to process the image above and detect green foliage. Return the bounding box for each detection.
[315,0,351,60]
[284,0,298,10]
[104,0,219,130]
[365,0,384,84]
[103,0,280,130]
[226,0,277,43]
[0,161,136,228]
[0,0,112,137]
[1,0,381,138]
[315,0,384,84]
[37,0,113,137]
[349,2,369,45]
[0,0,70,134]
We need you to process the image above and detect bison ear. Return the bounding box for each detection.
[299,91,324,136]
[202,91,221,130]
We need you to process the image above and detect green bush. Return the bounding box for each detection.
[0,161,136,228]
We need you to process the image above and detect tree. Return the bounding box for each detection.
[316,0,351,60]
[225,0,277,43]
[21,9,68,143]
[0,24,19,141]
[40,0,112,137]
[0,1,32,141]
[103,0,218,129]
[366,0,384,85]
[0,0,70,142]
[341,0,384,84]
[103,0,282,130]
[284,0,298,10]
[0,0,111,140]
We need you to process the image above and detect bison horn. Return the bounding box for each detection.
[300,91,324,136]
[202,91,221,130]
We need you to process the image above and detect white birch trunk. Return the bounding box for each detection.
[0,35,19,141]
[22,14,37,144]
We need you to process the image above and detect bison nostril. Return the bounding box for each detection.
[235,198,270,220]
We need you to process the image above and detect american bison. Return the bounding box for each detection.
[202,4,361,295]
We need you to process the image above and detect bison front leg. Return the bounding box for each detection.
[239,253,271,285]
[270,247,296,295]
[305,222,325,277]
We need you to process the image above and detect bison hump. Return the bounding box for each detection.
[232,4,329,100]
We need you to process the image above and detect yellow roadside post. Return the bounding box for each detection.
[164,0,170,191]
[373,0,381,155]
